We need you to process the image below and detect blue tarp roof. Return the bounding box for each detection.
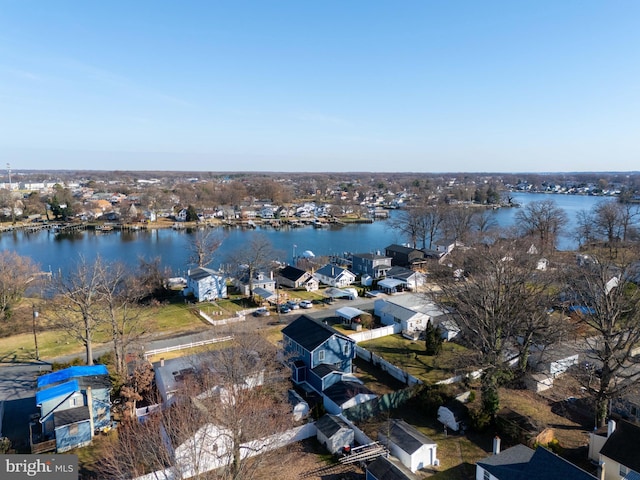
[36,380,79,405]
[37,365,109,388]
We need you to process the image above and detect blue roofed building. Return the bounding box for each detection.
[33,365,111,453]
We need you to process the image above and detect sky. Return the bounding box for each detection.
[0,1,639,173]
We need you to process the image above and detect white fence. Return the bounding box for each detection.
[355,345,423,386]
[349,324,399,343]
[144,335,234,358]
[132,422,317,480]
[198,310,246,326]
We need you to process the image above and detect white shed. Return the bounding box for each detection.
[378,419,438,472]
[316,414,354,454]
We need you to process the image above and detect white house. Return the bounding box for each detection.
[589,420,640,480]
[378,419,438,472]
[314,265,356,288]
[374,299,431,335]
[184,267,227,302]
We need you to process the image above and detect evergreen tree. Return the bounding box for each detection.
[425,319,443,355]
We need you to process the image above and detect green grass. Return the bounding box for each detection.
[358,335,473,383]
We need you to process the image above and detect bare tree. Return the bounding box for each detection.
[98,261,149,376]
[48,255,106,365]
[189,228,225,268]
[0,251,40,320]
[561,252,640,427]
[226,235,280,296]
[432,240,556,416]
[101,333,292,480]
[515,199,568,252]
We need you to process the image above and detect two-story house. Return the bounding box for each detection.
[183,267,227,302]
[282,315,376,414]
[351,253,392,279]
[233,271,276,297]
[385,244,427,268]
[34,365,111,453]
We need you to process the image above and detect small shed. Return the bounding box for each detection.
[377,278,405,294]
[366,456,413,480]
[378,419,438,472]
[336,306,367,327]
[437,400,467,432]
[315,414,354,454]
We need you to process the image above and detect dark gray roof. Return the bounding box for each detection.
[282,315,347,352]
[311,363,341,378]
[367,456,411,480]
[316,264,351,279]
[188,267,219,281]
[381,419,436,454]
[600,420,640,474]
[77,374,112,391]
[478,445,596,480]
[385,244,418,255]
[386,266,416,281]
[54,405,91,428]
[316,414,349,438]
[353,253,389,260]
[278,265,309,282]
[323,381,375,406]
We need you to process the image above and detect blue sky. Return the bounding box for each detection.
[1,1,639,173]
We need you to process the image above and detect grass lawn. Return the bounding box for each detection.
[360,400,491,480]
[358,335,474,383]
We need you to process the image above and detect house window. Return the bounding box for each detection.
[631,405,638,417]
[343,344,349,355]
[620,465,629,476]
[69,424,79,436]
[483,470,491,480]
[318,350,325,362]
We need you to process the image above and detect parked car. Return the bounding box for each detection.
[278,304,291,314]
[287,301,300,310]
[253,307,270,317]
[299,300,313,309]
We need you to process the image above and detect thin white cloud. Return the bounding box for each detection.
[3,67,41,81]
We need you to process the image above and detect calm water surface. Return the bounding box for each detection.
[0,193,611,275]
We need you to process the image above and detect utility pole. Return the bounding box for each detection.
[32,304,40,361]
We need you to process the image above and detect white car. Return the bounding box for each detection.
[299,300,313,309]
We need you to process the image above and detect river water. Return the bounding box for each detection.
[0,193,611,276]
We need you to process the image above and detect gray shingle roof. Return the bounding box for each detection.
[600,420,640,474]
[381,419,436,454]
[282,315,349,352]
[316,414,349,438]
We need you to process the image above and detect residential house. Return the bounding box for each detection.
[385,244,426,268]
[233,271,276,297]
[175,208,188,222]
[183,267,227,302]
[153,351,264,404]
[315,414,354,454]
[283,315,356,389]
[277,265,316,290]
[434,238,461,255]
[378,419,438,472]
[34,365,111,453]
[351,253,392,279]
[386,266,427,291]
[366,456,414,480]
[476,443,596,480]
[282,315,375,414]
[374,299,432,336]
[314,265,356,288]
[590,420,640,480]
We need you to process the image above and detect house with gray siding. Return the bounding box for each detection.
[351,253,392,279]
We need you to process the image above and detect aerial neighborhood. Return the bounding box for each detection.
[1,171,640,479]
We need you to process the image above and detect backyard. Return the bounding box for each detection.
[358,334,477,383]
